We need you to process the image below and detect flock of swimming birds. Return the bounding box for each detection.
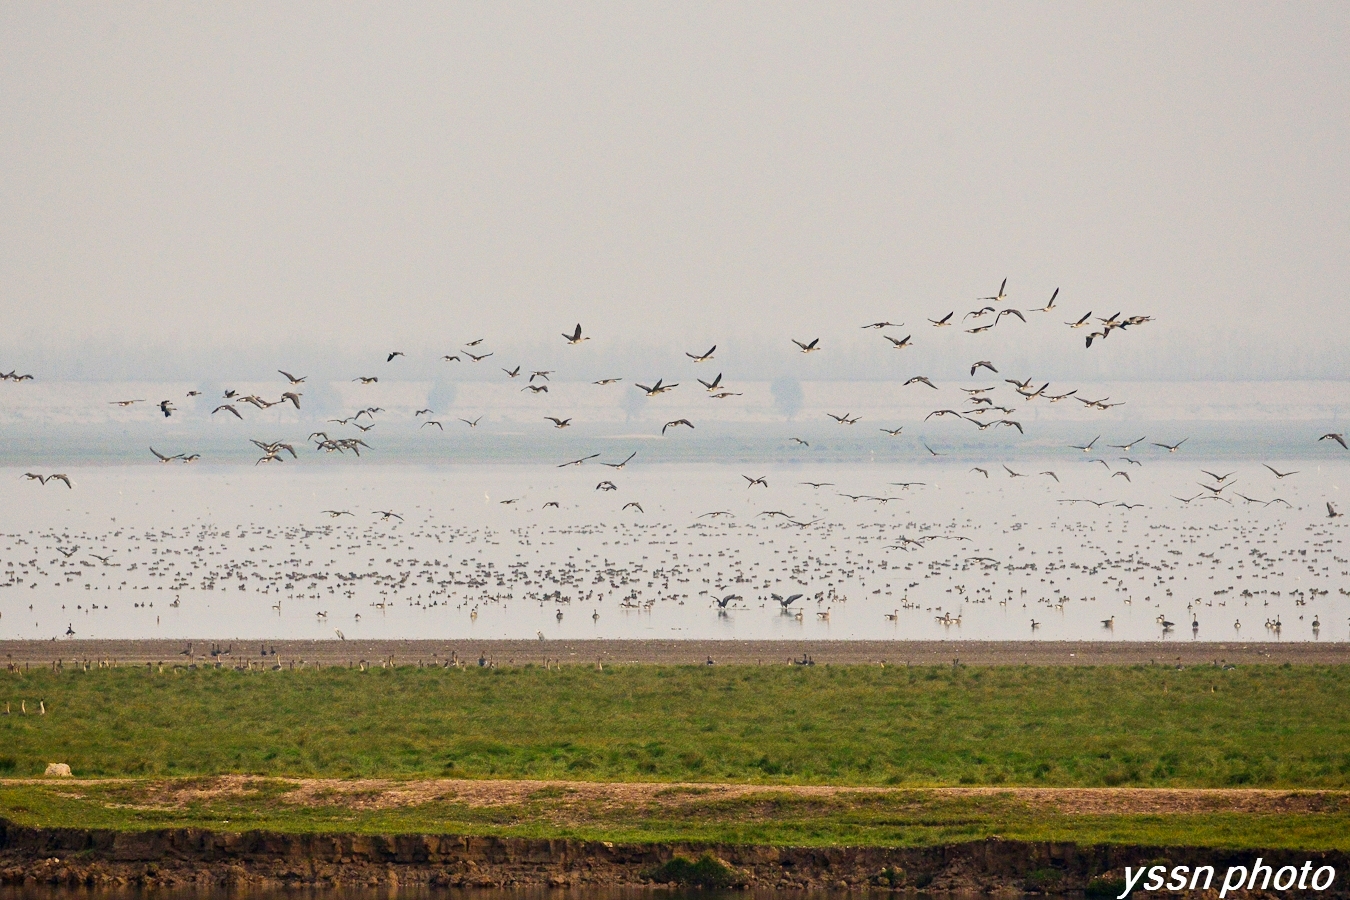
[5,280,1349,641]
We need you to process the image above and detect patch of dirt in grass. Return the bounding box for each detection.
[11,777,1348,817]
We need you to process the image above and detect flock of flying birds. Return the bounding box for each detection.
[6,279,1350,641]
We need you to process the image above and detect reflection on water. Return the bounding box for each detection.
[1,460,1344,643]
[0,889,897,900]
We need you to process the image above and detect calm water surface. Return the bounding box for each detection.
[2,461,1345,643]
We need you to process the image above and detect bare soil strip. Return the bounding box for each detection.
[12,775,1348,817]
[4,638,1346,667]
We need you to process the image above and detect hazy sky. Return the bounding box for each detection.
[2,3,1347,379]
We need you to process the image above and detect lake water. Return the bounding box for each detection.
[2,458,1344,644]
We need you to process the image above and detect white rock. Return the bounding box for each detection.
[43,763,72,777]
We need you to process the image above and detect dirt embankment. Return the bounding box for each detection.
[2,822,1347,895]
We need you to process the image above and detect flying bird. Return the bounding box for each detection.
[662,419,694,434]
[970,361,997,376]
[278,370,306,384]
[1153,438,1188,452]
[387,351,404,362]
[979,278,1008,303]
[884,334,913,349]
[1319,433,1348,449]
[1264,465,1299,479]
[563,323,589,345]
[158,400,175,418]
[792,338,821,353]
[928,312,954,327]
[558,454,599,467]
[862,321,901,329]
[602,451,637,469]
[545,417,572,429]
[905,376,937,389]
[212,404,243,419]
[686,345,716,362]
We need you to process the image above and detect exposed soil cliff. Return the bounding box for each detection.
[3,821,1347,896]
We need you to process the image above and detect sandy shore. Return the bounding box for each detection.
[2,638,1346,667]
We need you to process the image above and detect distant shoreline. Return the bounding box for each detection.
[3,638,1346,667]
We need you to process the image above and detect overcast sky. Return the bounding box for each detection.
[2,3,1347,380]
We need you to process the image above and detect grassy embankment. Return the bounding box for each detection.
[1,663,1349,848]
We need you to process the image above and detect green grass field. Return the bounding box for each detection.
[2,662,1348,786]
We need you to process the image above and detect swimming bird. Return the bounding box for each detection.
[563,323,589,345]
